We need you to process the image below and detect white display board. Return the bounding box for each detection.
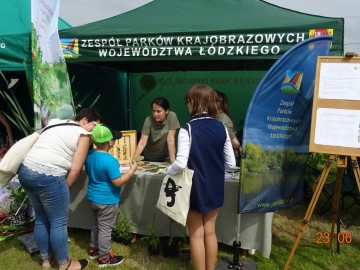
[309,56,360,156]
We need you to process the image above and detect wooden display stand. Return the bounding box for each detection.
[285,54,360,269]
[108,130,137,162]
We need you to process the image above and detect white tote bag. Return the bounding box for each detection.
[0,132,40,186]
[0,122,79,187]
[156,168,194,226]
[156,124,193,226]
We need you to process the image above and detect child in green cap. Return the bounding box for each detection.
[85,124,138,267]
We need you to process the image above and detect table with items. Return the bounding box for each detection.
[68,162,273,258]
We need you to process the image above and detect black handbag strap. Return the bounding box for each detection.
[40,122,80,134]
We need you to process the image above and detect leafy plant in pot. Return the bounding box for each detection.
[112,210,136,246]
[142,213,160,256]
[7,186,30,226]
[161,218,179,258]
[179,225,191,262]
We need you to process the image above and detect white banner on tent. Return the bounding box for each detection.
[31,0,74,129]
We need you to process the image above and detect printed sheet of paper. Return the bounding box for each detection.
[318,63,360,100]
[314,108,360,148]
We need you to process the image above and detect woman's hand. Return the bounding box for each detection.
[237,146,243,156]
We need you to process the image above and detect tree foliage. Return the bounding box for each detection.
[242,142,308,173]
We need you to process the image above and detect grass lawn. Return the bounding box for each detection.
[1,193,359,270]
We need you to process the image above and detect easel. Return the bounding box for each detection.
[288,54,360,269]
[284,155,360,269]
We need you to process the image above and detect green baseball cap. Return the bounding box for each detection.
[91,124,122,143]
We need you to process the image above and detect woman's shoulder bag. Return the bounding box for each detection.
[0,122,79,187]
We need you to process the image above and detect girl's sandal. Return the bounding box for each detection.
[78,259,89,269]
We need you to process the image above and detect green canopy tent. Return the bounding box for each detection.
[0,0,71,71]
[59,0,344,130]
[58,1,344,260]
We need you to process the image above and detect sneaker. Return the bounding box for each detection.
[98,251,124,268]
[89,249,99,260]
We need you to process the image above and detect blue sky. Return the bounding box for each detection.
[60,0,360,54]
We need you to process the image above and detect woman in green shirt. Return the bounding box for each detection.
[133,97,180,163]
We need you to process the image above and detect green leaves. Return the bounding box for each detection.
[0,66,34,136]
[113,211,136,239]
[0,88,33,136]
[142,213,160,248]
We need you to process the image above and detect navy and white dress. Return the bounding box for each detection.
[167,115,236,213]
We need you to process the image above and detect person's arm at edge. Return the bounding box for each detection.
[231,137,242,156]
[133,134,148,158]
[0,111,14,146]
[167,128,189,175]
[66,134,91,188]
[222,117,241,152]
[219,114,241,153]
[224,129,236,170]
[167,129,177,163]
[112,161,138,187]
[231,136,240,149]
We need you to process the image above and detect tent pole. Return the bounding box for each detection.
[216,171,257,270]
[126,71,132,130]
[216,217,257,270]
[229,215,244,269]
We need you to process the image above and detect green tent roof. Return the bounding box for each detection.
[0,0,71,71]
[59,0,344,69]
[58,18,72,31]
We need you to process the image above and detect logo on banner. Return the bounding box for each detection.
[309,29,333,49]
[281,70,303,95]
[309,29,334,37]
[61,38,79,58]
[140,75,156,91]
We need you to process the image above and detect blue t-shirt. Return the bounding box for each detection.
[85,149,122,205]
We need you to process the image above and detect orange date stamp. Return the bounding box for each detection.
[316,231,353,244]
